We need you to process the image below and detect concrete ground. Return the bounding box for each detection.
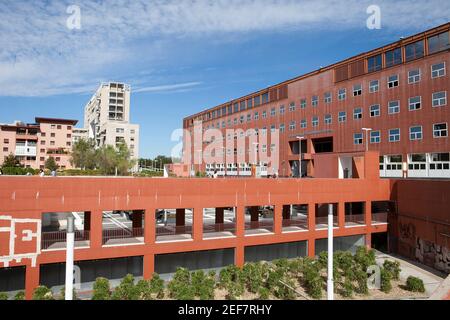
[374,250,447,297]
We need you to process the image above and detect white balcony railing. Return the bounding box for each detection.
[15,146,37,157]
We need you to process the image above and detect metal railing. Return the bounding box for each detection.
[41,230,90,250]
[282,217,308,229]
[345,214,366,225]
[203,222,236,234]
[245,220,274,232]
[156,225,193,237]
[372,212,388,224]
[315,216,338,227]
[102,227,143,245]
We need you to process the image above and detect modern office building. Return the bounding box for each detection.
[0,118,78,170]
[82,82,140,163]
[183,23,450,178]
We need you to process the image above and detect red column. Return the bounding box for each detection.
[193,207,203,241]
[308,203,316,231]
[25,264,40,300]
[176,209,185,226]
[144,208,156,244]
[235,245,244,268]
[90,210,103,248]
[250,206,259,222]
[274,205,282,234]
[215,208,224,224]
[338,202,346,228]
[365,201,372,249]
[235,206,245,237]
[143,254,155,280]
[308,238,315,258]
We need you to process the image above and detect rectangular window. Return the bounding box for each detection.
[254,112,259,120]
[409,96,422,111]
[353,84,362,96]
[247,114,251,122]
[300,119,307,128]
[370,131,381,144]
[300,99,306,109]
[233,103,239,113]
[261,127,267,136]
[324,92,332,104]
[433,123,448,138]
[338,111,346,123]
[385,48,402,67]
[388,75,399,88]
[338,88,346,100]
[289,121,296,131]
[388,100,400,114]
[431,62,446,78]
[262,93,269,104]
[270,125,276,133]
[312,116,319,127]
[405,40,424,62]
[311,95,318,107]
[280,124,285,133]
[408,69,421,84]
[240,101,246,111]
[288,102,296,112]
[262,111,267,119]
[369,80,379,93]
[228,105,232,114]
[239,116,244,124]
[254,96,261,106]
[279,105,285,115]
[324,114,332,125]
[353,107,362,120]
[354,133,363,145]
[433,91,447,107]
[367,54,382,72]
[247,99,253,109]
[270,108,276,117]
[370,104,380,117]
[410,126,423,141]
[428,31,450,55]
[389,128,401,142]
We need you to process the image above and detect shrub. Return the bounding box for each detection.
[225,282,244,300]
[354,269,369,295]
[1,167,38,176]
[258,287,270,300]
[406,276,425,293]
[14,291,25,300]
[383,260,401,281]
[135,280,152,300]
[302,263,323,299]
[92,277,111,300]
[340,278,354,298]
[242,263,266,294]
[380,268,392,293]
[0,292,8,300]
[191,270,215,300]
[59,286,78,300]
[219,265,243,288]
[32,286,54,300]
[168,268,195,300]
[354,246,376,272]
[112,274,138,300]
[149,273,165,299]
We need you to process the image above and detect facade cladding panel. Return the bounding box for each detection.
[244,241,307,262]
[315,235,366,255]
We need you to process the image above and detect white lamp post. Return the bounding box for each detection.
[65,215,75,300]
[296,136,305,178]
[362,128,372,152]
[327,204,334,300]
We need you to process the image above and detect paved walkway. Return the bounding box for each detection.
[375,251,446,297]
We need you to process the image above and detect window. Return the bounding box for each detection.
[408,69,421,84]
[368,54,382,72]
[388,75,399,88]
[369,80,379,93]
[234,118,238,125]
[41,133,46,137]
[389,129,401,142]
[405,40,424,62]
[370,131,381,144]
[324,114,332,125]
[57,125,62,130]
[233,103,239,113]
[41,140,46,145]
[353,107,362,120]
[289,102,296,111]
[300,99,306,109]
[338,111,346,123]
[432,91,447,107]
[289,121,296,131]
[312,96,318,107]
[428,31,450,55]
[370,104,380,117]
[247,114,251,122]
[254,112,259,120]
[300,119,307,128]
[240,101,246,111]
[388,101,400,114]
[353,84,362,96]
[261,127,267,136]
[312,116,319,127]
[247,98,253,109]
[3,147,8,152]
[262,93,269,104]
[239,116,244,124]
[324,92,332,104]
[262,111,267,119]
[431,62,446,78]
[279,105,285,115]
[354,133,363,145]
[3,139,9,144]
[270,108,276,117]
[270,125,276,133]
[280,124,285,133]
[410,126,423,141]
[51,125,56,129]
[385,48,402,67]
[50,141,55,146]
[338,88,346,100]
[433,123,448,138]
[254,96,261,106]
[409,96,422,111]
[67,134,71,138]
[116,128,125,134]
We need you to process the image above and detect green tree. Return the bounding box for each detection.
[92,277,111,300]
[70,139,97,170]
[32,286,54,300]
[112,274,138,300]
[0,292,8,300]
[380,268,392,293]
[1,153,21,168]
[406,276,425,293]
[14,291,25,300]
[44,157,58,171]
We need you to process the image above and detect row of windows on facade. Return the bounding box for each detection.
[353,123,448,145]
[115,128,136,135]
[189,35,448,125]
[198,90,447,132]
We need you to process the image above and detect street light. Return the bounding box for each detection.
[362,128,372,152]
[296,136,305,178]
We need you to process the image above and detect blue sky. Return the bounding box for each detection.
[0,0,449,158]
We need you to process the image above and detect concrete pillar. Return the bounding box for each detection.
[235,245,244,268]
[250,206,259,222]
[282,205,291,220]
[235,206,245,237]
[25,264,40,300]
[193,207,203,241]
[365,233,372,249]
[143,254,155,280]
[274,205,282,234]
[308,239,315,258]
[338,202,346,228]
[308,203,316,231]
[215,208,224,224]
[144,208,156,244]
[176,209,185,227]
[365,201,372,226]
[90,210,103,248]
[132,210,143,229]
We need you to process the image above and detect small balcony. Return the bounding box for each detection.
[41,230,90,250]
[102,210,145,246]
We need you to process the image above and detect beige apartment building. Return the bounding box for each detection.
[82,82,140,163]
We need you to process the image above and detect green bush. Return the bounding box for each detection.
[112,274,138,300]
[302,263,323,299]
[0,292,8,300]
[59,286,78,300]
[406,276,425,293]
[354,246,376,272]
[149,273,165,299]
[383,260,401,281]
[242,263,266,294]
[258,287,270,300]
[380,268,392,293]
[60,169,103,176]
[191,270,216,300]
[340,278,354,298]
[92,277,111,300]
[14,291,25,300]
[225,282,244,300]
[168,268,195,300]
[354,269,369,295]
[219,265,243,288]
[32,286,54,300]
[1,167,38,176]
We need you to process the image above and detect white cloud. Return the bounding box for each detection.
[134,81,202,93]
[0,0,448,97]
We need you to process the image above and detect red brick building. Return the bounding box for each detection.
[183,23,450,179]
